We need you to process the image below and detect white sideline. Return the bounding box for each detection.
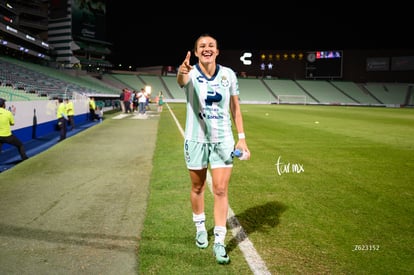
[167,103,271,275]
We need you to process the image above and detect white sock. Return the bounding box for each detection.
[193,213,206,232]
[214,226,227,244]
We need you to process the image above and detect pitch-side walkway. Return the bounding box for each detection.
[0,120,99,173]
[0,110,159,274]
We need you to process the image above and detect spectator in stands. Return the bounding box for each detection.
[177,34,250,265]
[157,91,164,112]
[57,98,68,142]
[65,98,75,130]
[89,97,97,121]
[0,98,29,161]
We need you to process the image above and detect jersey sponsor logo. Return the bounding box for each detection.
[205,90,222,106]
[198,90,223,121]
[207,114,223,119]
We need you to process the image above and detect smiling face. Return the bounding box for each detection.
[194,35,219,65]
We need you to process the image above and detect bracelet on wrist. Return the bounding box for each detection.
[238,133,245,139]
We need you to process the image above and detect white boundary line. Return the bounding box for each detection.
[112,113,131,119]
[167,103,271,275]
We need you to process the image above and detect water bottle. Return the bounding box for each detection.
[233,148,243,158]
[233,148,250,160]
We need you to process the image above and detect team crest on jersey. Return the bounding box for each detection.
[221,76,229,87]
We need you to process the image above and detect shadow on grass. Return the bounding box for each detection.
[226,201,287,253]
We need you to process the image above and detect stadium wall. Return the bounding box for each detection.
[2,98,90,150]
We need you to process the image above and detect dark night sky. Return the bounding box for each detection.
[105,4,411,68]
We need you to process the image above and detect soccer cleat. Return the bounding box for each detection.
[213,243,230,264]
[195,231,208,249]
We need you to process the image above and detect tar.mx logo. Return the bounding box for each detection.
[275,156,304,175]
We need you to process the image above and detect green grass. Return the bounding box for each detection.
[138,104,414,274]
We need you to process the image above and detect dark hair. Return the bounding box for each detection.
[0,98,5,107]
[194,33,218,51]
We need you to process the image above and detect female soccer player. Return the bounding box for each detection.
[177,34,250,264]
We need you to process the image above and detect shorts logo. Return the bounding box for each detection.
[185,140,191,162]
[185,151,191,163]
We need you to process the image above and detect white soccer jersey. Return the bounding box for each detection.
[183,64,240,143]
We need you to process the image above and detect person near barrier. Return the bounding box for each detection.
[65,98,75,130]
[89,97,97,121]
[57,98,68,142]
[0,98,28,161]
